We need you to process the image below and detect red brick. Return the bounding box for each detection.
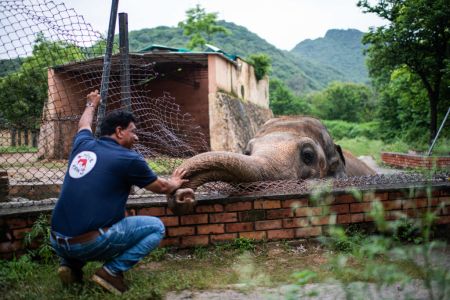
[402,199,428,209]
[225,201,252,211]
[295,207,322,217]
[254,200,281,209]
[282,198,308,208]
[238,210,265,222]
[328,204,349,214]
[350,202,371,213]
[210,233,237,243]
[0,240,22,253]
[337,214,351,224]
[283,218,308,228]
[267,229,295,240]
[266,209,293,219]
[160,216,179,227]
[210,212,237,223]
[12,228,31,239]
[167,226,195,237]
[195,204,224,213]
[436,215,450,224]
[295,227,322,237]
[160,237,180,247]
[255,220,282,230]
[5,218,27,229]
[311,216,333,226]
[138,207,166,216]
[388,191,406,200]
[125,209,136,217]
[239,231,266,240]
[225,222,253,232]
[439,197,450,205]
[181,236,209,247]
[197,224,225,234]
[334,194,356,204]
[350,213,364,223]
[382,200,402,211]
[384,211,402,221]
[415,189,441,198]
[180,214,208,225]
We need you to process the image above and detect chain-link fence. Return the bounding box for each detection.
[0,0,208,200]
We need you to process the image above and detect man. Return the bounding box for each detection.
[50,90,188,294]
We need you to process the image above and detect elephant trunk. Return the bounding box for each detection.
[179,151,274,190]
[168,151,275,214]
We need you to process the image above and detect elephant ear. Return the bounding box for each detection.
[334,144,346,166]
[328,144,346,177]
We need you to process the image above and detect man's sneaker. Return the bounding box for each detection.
[57,265,83,285]
[91,267,128,295]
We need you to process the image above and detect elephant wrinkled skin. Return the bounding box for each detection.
[168,116,375,214]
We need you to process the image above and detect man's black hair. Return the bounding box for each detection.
[100,110,137,136]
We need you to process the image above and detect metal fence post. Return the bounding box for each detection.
[95,0,119,137]
[119,12,131,112]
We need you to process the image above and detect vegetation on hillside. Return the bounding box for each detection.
[178,4,230,50]
[291,29,369,83]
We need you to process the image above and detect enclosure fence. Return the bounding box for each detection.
[0,0,208,200]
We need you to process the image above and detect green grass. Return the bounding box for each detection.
[335,136,449,164]
[0,238,437,300]
[0,146,37,153]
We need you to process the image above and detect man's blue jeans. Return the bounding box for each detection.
[50,216,165,274]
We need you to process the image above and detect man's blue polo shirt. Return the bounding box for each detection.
[51,129,157,237]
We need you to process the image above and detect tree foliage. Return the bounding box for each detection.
[358,0,450,144]
[269,79,310,116]
[247,53,271,81]
[178,5,230,50]
[308,82,376,123]
[0,34,83,127]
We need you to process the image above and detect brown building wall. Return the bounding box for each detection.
[143,68,210,146]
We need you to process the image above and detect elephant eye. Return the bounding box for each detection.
[301,148,315,165]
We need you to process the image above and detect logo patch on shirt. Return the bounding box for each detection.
[69,151,97,178]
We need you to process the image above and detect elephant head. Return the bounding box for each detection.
[168,116,375,214]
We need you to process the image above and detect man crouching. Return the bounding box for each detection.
[50,90,187,294]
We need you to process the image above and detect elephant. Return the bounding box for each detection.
[168,116,375,214]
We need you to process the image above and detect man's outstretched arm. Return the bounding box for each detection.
[79,90,102,132]
[145,168,188,195]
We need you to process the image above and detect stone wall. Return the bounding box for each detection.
[381,152,450,169]
[1,183,449,259]
[209,92,273,152]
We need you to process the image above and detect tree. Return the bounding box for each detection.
[309,82,376,123]
[178,4,230,50]
[270,79,310,116]
[358,0,450,144]
[248,53,271,81]
[0,34,83,127]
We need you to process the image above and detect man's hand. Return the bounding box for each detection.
[78,89,101,132]
[145,168,189,195]
[170,168,189,191]
[86,90,101,108]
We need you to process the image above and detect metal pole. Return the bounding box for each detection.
[95,0,119,137]
[427,105,450,156]
[119,12,131,112]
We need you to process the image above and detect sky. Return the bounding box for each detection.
[62,0,388,51]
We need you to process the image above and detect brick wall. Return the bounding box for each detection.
[1,185,449,259]
[381,152,450,169]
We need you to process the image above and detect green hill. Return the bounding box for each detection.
[291,29,369,84]
[128,21,354,94]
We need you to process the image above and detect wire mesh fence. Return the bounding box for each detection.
[0,0,208,200]
[1,1,448,204]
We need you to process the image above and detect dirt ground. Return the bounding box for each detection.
[143,241,449,300]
